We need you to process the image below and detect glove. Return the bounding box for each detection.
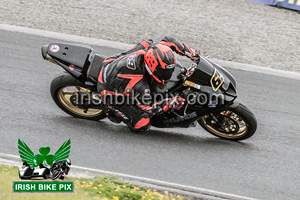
[163,97,185,112]
[182,43,201,62]
[189,48,201,61]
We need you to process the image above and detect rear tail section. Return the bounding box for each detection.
[41,43,106,84]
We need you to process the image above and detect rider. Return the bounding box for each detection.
[97,36,201,132]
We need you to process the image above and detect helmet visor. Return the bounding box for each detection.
[156,63,175,81]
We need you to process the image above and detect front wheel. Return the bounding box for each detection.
[198,103,257,141]
[50,73,106,121]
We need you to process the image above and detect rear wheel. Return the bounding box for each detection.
[198,103,257,141]
[50,73,106,121]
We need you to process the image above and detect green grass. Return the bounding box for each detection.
[0,164,186,200]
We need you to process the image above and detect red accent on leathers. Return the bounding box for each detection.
[134,118,150,129]
[103,58,116,63]
[116,74,144,92]
[140,41,150,49]
[98,66,104,83]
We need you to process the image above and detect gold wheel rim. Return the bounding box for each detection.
[201,111,248,139]
[57,86,103,117]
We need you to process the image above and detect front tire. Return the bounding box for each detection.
[198,103,257,141]
[50,73,106,121]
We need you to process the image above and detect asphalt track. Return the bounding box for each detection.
[1,29,300,200]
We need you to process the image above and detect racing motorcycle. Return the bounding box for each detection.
[41,43,257,141]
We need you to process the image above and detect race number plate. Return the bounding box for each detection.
[210,69,224,91]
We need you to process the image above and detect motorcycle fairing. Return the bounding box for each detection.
[150,100,240,128]
[42,43,93,81]
[186,56,237,94]
[46,43,91,69]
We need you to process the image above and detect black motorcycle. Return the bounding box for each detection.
[49,159,71,180]
[41,43,257,141]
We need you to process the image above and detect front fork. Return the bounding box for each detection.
[199,100,240,130]
[188,100,240,127]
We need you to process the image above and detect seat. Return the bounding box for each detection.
[86,53,107,83]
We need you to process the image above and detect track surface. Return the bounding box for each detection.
[1,30,300,200]
[1,0,299,72]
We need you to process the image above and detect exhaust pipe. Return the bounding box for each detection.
[41,44,58,65]
[41,45,49,59]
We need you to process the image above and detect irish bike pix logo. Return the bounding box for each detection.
[18,139,71,180]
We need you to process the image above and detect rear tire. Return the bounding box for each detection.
[50,73,106,121]
[198,103,257,141]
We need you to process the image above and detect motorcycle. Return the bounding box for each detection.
[41,42,257,141]
[19,162,50,179]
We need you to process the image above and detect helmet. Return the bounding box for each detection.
[144,44,176,84]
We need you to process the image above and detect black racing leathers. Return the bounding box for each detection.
[97,36,198,131]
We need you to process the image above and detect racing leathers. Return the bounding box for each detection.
[97,36,200,132]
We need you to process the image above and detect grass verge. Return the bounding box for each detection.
[0,164,187,200]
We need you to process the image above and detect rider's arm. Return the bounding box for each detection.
[159,36,201,61]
